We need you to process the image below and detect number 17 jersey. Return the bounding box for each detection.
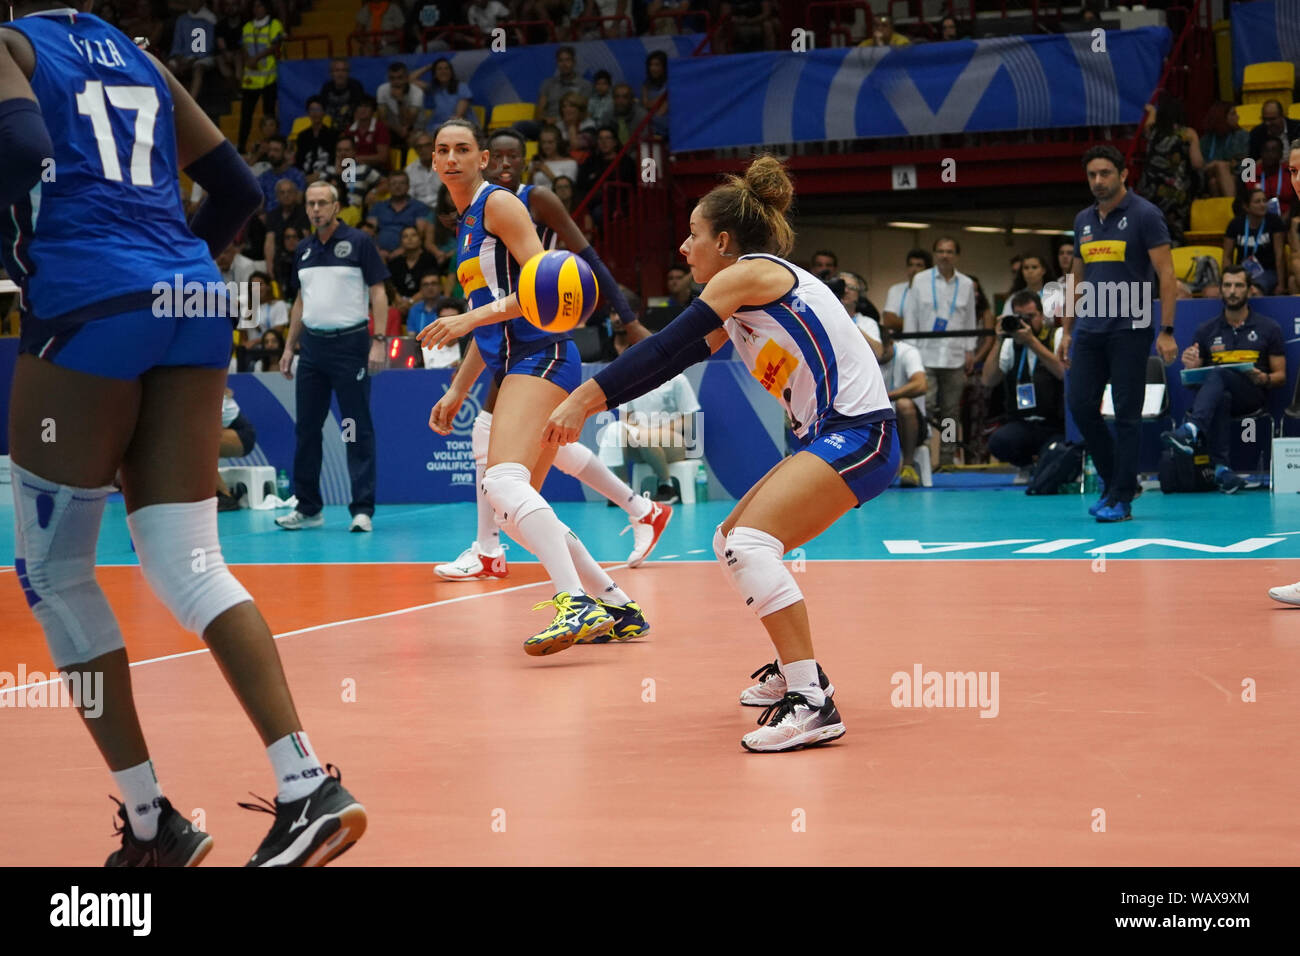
[0,10,219,325]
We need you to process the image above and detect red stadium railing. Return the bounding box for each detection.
[572,12,732,297]
[347,29,404,57]
[643,9,711,36]
[420,25,484,50]
[497,20,560,45]
[568,15,635,40]
[1122,0,1213,178]
[808,1,872,44]
[280,34,333,60]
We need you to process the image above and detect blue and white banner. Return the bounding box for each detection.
[1230,0,1300,88]
[222,358,785,504]
[277,34,703,128]
[667,27,1170,151]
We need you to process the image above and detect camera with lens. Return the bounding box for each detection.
[1001,313,1026,334]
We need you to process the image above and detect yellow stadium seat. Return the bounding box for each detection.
[470,104,486,129]
[1189,197,1235,234]
[1234,102,1264,130]
[288,114,332,140]
[487,102,536,131]
[1290,103,1300,121]
[1242,61,1295,93]
[1242,89,1293,107]
[1171,245,1223,282]
[525,140,538,165]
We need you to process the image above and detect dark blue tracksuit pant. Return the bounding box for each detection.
[1067,328,1151,503]
[1185,368,1266,468]
[294,325,376,517]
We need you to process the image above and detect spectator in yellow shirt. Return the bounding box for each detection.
[859,14,910,48]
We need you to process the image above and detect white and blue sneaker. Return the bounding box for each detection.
[1094,498,1132,522]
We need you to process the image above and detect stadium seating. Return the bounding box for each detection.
[1170,245,1224,284]
[1183,198,1235,246]
[1241,61,1295,107]
[488,102,537,131]
[1235,102,1264,130]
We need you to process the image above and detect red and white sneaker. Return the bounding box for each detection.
[623,499,672,568]
[434,541,508,581]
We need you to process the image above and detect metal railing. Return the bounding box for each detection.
[347,29,404,57]
[280,33,333,60]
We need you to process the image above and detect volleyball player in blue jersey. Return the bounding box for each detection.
[432,127,672,583]
[0,1,363,864]
[543,156,901,752]
[417,119,648,654]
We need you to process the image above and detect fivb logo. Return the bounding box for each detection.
[50,887,151,936]
[1047,276,1154,329]
[890,663,999,718]
[0,666,103,718]
[151,274,262,327]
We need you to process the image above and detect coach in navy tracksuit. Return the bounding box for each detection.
[278,181,389,532]
[1058,145,1178,523]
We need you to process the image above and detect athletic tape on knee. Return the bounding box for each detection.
[472,411,492,468]
[552,438,596,477]
[722,526,803,619]
[481,462,550,539]
[126,500,253,636]
[11,463,124,668]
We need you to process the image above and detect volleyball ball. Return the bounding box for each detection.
[517,250,598,333]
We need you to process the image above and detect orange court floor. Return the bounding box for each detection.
[2,553,1298,866]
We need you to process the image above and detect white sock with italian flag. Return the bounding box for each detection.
[268,731,326,803]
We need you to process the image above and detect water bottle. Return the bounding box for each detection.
[1083,455,1098,496]
[694,461,708,503]
[276,468,290,499]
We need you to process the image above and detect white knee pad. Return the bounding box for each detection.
[11,463,124,668]
[472,411,492,468]
[481,462,549,539]
[720,526,804,618]
[713,525,728,564]
[127,500,253,636]
[552,439,596,477]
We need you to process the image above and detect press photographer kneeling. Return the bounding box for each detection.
[981,290,1065,473]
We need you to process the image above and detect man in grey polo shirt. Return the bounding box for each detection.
[277,182,389,532]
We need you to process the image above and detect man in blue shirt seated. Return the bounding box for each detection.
[1161,264,1286,493]
[256,135,306,211]
[366,170,431,260]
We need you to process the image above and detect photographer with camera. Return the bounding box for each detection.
[981,290,1065,473]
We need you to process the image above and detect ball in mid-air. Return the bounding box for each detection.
[517,250,598,333]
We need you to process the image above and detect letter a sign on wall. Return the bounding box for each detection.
[892,165,917,190]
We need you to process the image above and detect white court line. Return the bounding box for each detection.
[0,569,625,699]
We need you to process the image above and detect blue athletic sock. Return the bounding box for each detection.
[1214,464,1232,478]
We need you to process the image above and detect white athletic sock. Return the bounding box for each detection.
[564,530,632,606]
[514,507,585,597]
[112,759,164,841]
[475,465,501,554]
[781,659,825,708]
[268,731,326,803]
[556,442,650,519]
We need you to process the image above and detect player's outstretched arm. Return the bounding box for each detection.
[0,32,52,209]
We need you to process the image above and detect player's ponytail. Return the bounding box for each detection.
[697,154,795,258]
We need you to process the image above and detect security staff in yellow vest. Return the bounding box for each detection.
[237,0,283,153]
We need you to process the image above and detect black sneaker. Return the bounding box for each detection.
[105,796,213,867]
[652,483,680,503]
[239,765,366,867]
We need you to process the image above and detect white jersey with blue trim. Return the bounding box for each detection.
[727,254,891,438]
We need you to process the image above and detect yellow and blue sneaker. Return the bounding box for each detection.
[578,600,650,644]
[524,592,615,656]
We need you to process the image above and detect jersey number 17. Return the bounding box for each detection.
[75,79,159,187]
